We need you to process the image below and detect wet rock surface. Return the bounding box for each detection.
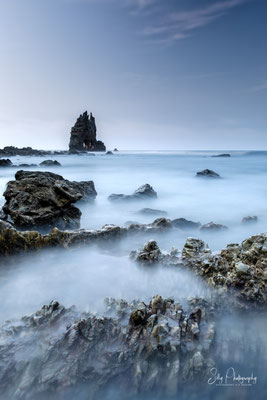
[196,169,221,178]
[69,111,106,152]
[0,296,216,399]
[108,184,157,202]
[2,171,97,231]
[131,234,267,307]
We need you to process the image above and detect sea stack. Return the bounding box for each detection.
[69,111,106,152]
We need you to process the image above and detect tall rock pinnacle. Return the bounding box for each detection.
[69,111,106,152]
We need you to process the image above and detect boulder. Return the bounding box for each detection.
[182,237,211,259]
[69,111,106,152]
[39,160,61,166]
[0,158,12,167]
[2,170,97,231]
[113,148,119,152]
[172,218,201,230]
[106,151,113,155]
[108,184,157,202]
[196,169,221,178]
[200,222,228,232]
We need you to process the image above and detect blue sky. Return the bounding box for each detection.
[0,0,266,150]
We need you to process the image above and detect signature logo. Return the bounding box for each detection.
[208,367,257,386]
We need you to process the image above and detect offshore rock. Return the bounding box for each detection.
[69,111,106,152]
[108,184,157,202]
[212,153,231,157]
[2,171,97,231]
[172,218,201,230]
[0,296,215,399]
[200,222,228,232]
[0,158,12,167]
[242,215,258,224]
[196,169,221,178]
[39,159,61,166]
[0,146,51,156]
[137,208,167,216]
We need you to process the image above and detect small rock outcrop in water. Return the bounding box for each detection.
[0,146,52,156]
[137,208,167,216]
[106,151,113,155]
[172,218,201,230]
[0,158,12,167]
[212,153,231,157]
[108,184,157,201]
[39,160,61,166]
[0,296,215,399]
[2,171,97,231]
[69,111,106,152]
[242,216,258,224]
[200,222,228,232]
[196,169,220,178]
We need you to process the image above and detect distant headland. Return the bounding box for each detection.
[0,111,106,156]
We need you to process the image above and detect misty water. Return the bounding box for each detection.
[0,150,267,399]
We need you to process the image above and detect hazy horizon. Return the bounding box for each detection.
[0,0,266,150]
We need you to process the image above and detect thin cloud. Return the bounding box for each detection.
[142,0,248,44]
[250,80,267,92]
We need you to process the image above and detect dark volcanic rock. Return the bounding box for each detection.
[113,148,118,152]
[200,222,228,232]
[137,208,167,216]
[0,158,12,167]
[0,296,215,399]
[242,216,258,224]
[2,170,97,231]
[40,160,61,166]
[69,111,106,152]
[212,153,231,157]
[172,218,201,230]
[196,169,221,178]
[109,184,157,202]
[106,151,113,155]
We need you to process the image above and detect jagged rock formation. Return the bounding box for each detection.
[69,111,106,152]
[0,158,12,167]
[0,296,216,399]
[2,171,97,232]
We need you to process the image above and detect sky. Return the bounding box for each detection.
[0,0,266,150]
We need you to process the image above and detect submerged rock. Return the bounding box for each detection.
[0,158,12,167]
[242,215,258,224]
[39,159,61,166]
[18,163,38,167]
[109,184,157,202]
[2,171,97,231]
[212,153,231,157]
[69,111,106,152]
[200,222,228,232]
[196,169,220,178]
[0,296,215,399]
[137,208,167,216]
